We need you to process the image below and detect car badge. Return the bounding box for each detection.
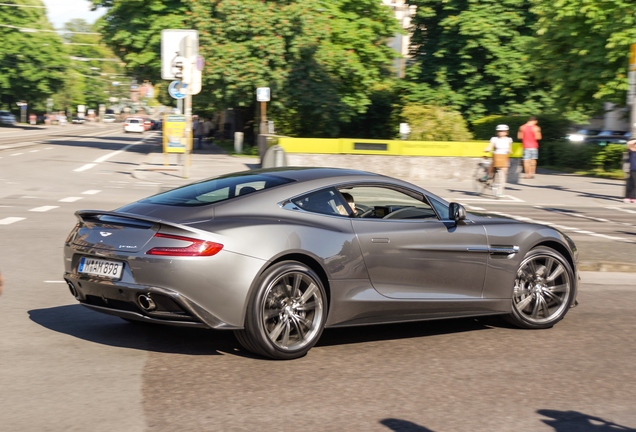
[100,232,113,237]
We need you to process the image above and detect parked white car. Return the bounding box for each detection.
[103,114,117,123]
[123,117,144,133]
[0,110,17,126]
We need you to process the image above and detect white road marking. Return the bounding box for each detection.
[489,211,636,244]
[72,138,147,172]
[10,153,23,156]
[44,280,66,284]
[0,217,25,225]
[607,206,636,214]
[59,197,83,203]
[82,190,101,195]
[454,195,525,203]
[74,163,97,172]
[29,150,39,153]
[29,206,59,212]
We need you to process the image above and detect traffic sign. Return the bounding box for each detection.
[256,87,270,102]
[161,30,198,80]
[168,81,187,100]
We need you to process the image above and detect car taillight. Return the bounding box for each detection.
[146,233,223,257]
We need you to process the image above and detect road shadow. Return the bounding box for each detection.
[29,305,496,359]
[317,316,491,348]
[538,409,636,431]
[28,304,239,356]
[381,418,434,431]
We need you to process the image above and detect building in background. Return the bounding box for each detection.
[383,0,417,78]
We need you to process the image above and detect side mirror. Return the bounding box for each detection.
[449,202,466,223]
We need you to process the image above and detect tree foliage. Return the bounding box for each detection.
[530,0,636,119]
[0,0,68,113]
[93,0,399,137]
[405,0,553,121]
[50,19,126,115]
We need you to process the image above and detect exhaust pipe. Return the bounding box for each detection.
[137,294,157,312]
[67,281,78,298]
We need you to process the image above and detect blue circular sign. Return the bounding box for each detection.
[168,81,187,99]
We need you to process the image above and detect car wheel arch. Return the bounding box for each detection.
[242,253,332,326]
[236,255,331,359]
[532,240,576,273]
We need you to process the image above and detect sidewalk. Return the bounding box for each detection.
[131,137,636,273]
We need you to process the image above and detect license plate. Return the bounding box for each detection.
[79,257,124,279]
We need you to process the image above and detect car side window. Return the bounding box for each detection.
[291,188,347,216]
[338,186,439,220]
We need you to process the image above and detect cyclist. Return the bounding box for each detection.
[484,124,513,197]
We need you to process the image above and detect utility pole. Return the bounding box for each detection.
[183,35,193,179]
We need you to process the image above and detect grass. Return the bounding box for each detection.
[214,139,259,157]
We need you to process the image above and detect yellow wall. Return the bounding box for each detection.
[278,137,523,158]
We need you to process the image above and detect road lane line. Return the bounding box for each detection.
[71,135,152,172]
[10,153,23,156]
[0,217,25,225]
[81,190,101,195]
[607,206,636,214]
[59,197,83,203]
[29,206,59,212]
[44,280,66,284]
[74,163,97,172]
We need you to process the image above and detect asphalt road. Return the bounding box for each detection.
[1,127,636,431]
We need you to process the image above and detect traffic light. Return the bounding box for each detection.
[171,56,192,83]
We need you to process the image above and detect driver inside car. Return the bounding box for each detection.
[337,192,357,216]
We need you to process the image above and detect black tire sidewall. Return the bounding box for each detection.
[509,246,576,329]
[245,261,327,360]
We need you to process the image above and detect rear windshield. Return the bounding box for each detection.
[139,172,294,206]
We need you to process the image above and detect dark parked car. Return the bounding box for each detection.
[567,128,602,142]
[597,130,628,137]
[584,136,629,146]
[63,167,579,360]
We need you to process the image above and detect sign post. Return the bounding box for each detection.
[161,29,201,178]
[256,87,271,163]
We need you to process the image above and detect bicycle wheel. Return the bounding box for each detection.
[473,166,488,195]
[492,169,503,198]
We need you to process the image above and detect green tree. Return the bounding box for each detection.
[0,0,69,114]
[405,0,556,122]
[93,0,399,137]
[530,0,636,120]
[56,19,126,115]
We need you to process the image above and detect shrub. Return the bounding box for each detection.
[471,114,572,141]
[401,104,473,141]
[539,141,625,171]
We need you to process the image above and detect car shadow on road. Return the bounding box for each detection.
[28,304,238,356]
[29,305,501,359]
[538,409,636,431]
[317,316,492,348]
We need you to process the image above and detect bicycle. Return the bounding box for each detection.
[473,155,505,198]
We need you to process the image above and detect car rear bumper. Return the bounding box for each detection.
[64,273,241,330]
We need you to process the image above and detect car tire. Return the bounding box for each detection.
[505,246,576,329]
[235,261,327,360]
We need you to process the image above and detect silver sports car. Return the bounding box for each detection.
[63,167,578,359]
